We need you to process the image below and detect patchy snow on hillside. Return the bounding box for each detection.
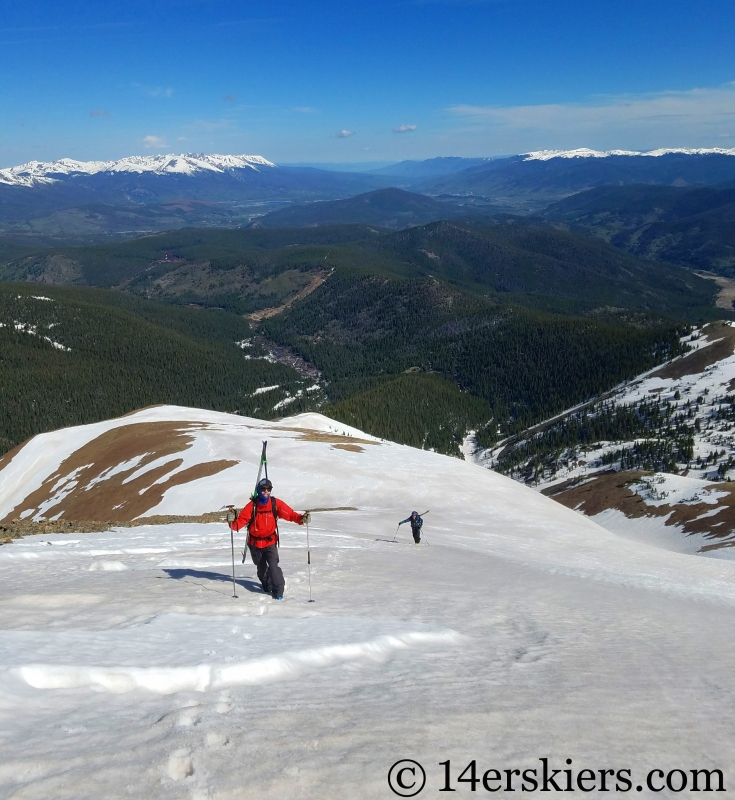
[0,319,71,351]
[468,323,735,561]
[477,324,735,486]
[1,407,735,797]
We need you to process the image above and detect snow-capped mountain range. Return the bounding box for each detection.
[0,153,276,188]
[523,147,735,161]
[4,148,735,188]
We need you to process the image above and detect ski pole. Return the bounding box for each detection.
[306,518,315,603]
[228,519,238,599]
[419,511,430,544]
[392,524,400,542]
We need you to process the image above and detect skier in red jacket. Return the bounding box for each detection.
[231,478,307,600]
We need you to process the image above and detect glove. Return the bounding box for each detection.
[301,512,311,526]
[225,507,237,524]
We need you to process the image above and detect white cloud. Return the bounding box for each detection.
[132,82,174,99]
[142,135,168,149]
[393,124,418,134]
[332,130,355,138]
[447,82,735,152]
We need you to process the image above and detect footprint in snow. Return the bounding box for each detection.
[206,732,229,749]
[167,748,194,780]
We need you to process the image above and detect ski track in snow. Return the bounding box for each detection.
[2,409,735,797]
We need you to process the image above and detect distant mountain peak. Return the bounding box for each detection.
[0,153,277,188]
[523,147,735,161]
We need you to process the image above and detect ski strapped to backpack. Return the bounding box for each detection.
[242,440,270,563]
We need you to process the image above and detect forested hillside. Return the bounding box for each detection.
[252,188,467,229]
[371,219,716,317]
[544,184,735,275]
[0,218,718,319]
[0,213,720,458]
[0,284,313,455]
[264,273,689,448]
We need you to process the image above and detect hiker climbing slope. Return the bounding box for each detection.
[231,478,307,600]
[398,511,424,544]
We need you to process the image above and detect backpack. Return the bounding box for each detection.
[247,496,280,546]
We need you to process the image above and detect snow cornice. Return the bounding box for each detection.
[0,153,277,188]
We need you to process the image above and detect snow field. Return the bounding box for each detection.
[2,409,735,796]
[2,515,735,798]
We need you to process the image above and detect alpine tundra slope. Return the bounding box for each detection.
[0,407,734,797]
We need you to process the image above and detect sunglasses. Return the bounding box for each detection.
[260,486,272,492]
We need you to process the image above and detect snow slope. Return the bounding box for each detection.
[1,407,735,797]
[0,154,276,188]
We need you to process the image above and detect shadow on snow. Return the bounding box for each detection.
[161,568,266,594]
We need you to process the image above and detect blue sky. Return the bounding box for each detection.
[1,0,734,166]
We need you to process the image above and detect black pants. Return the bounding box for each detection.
[411,525,421,543]
[249,543,285,596]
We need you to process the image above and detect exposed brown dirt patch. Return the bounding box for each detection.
[274,427,379,447]
[1,421,239,523]
[549,469,735,550]
[696,272,735,310]
[331,444,364,452]
[248,271,328,322]
[651,322,735,380]
[304,506,358,513]
[0,512,232,544]
[0,508,361,545]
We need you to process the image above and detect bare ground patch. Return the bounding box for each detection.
[696,272,735,311]
[651,321,735,380]
[274,427,380,447]
[547,469,735,551]
[1,421,239,524]
[248,271,328,322]
[0,507,359,544]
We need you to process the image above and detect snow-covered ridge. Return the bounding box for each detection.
[0,153,277,188]
[523,147,735,161]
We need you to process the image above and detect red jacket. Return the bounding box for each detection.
[231,497,303,548]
